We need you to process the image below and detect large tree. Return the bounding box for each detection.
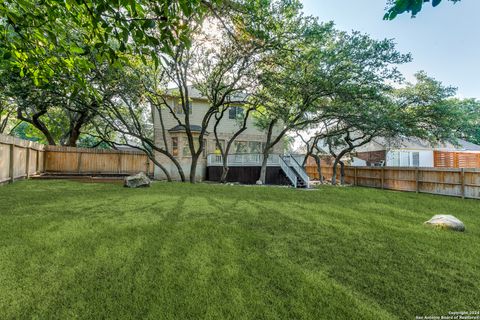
[321,72,468,185]
[255,23,411,184]
[145,0,301,183]
[453,99,480,145]
[2,58,109,146]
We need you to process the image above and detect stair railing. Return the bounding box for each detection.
[284,154,310,188]
[277,155,297,188]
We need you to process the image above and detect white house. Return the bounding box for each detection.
[352,137,480,168]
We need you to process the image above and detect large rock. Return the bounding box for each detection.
[124,172,151,188]
[424,215,465,232]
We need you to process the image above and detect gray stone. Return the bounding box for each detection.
[424,215,465,232]
[124,172,151,188]
[256,180,263,185]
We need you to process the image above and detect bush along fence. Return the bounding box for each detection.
[0,134,153,185]
[308,165,480,200]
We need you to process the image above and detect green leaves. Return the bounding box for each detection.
[0,0,217,85]
[384,0,461,19]
[69,46,85,55]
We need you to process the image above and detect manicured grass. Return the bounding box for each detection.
[0,180,479,319]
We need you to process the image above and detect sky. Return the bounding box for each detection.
[301,0,480,99]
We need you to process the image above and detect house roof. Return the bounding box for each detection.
[168,125,208,134]
[166,85,247,102]
[455,139,480,151]
[356,137,480,152]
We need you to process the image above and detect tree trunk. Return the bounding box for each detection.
[339,160,345,185]
[259,119,278,185]
[220,157,229,183]
[155,107,184,182]
[39,127,56,145]
[32,115,56,145]
[190,154,199,183]
[167,154,186,182]
[259,151,269,184]
[150,156,172,182]
[331,158,339,185]
[67,127,81,147]
[313,155,323,183]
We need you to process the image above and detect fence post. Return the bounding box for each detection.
[354,167,357,186]
[43,149,48,173]
[36,149,40,174]
[381,167,385,189]
[9,144,15,183]
[460,168,465,199]
[26,147,31,179]
[415,167,419,193]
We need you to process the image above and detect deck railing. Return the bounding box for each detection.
[207,153,281,167]
[207,153,300,187]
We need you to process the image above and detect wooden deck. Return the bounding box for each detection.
[207,154,310,188]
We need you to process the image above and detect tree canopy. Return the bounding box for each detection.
[0,0,220,83]
[384,0,461,19]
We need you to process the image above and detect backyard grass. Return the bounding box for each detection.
[0,180,479,319]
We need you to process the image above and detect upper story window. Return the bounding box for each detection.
[173,99,192,115]
[171,137,179,156]
[228,106,244,120]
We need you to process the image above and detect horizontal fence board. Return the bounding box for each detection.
[45,145,147,155]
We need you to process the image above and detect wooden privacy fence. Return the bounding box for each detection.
[1,134,153,185]
[306,165,335,181]
[308,165,480,200]
[0,134,45,184]
[44,145,153,176]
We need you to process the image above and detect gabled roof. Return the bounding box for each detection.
[166,85,247,102]
[455,139,480,151]
[168,125,208,134]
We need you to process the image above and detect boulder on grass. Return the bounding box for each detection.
[124,172,151,188]
[424,215,465,232]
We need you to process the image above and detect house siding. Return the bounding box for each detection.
[385,150,434,167]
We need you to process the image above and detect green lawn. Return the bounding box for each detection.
[0,180,479,319]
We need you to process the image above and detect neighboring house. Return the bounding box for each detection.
[152,87,310,187]
[352,137,480,168]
